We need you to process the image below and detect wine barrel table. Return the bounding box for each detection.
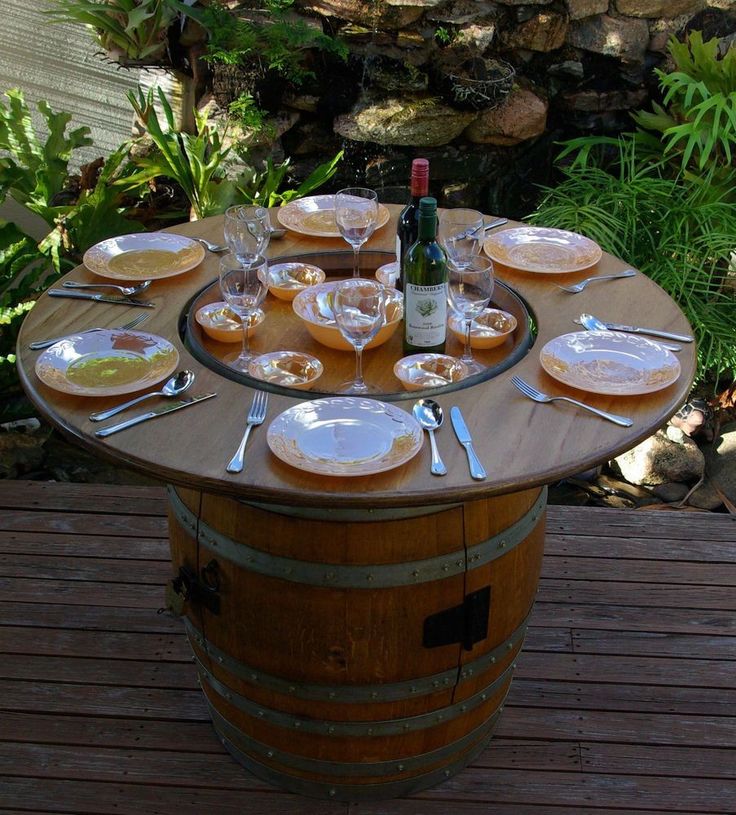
[16,205,696,801]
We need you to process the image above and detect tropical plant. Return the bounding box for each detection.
[45,0,192,63]
[632,31,736,175]
[530,136,736,385]
[128,86,237,220]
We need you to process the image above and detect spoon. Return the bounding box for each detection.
[63,280,152,297]
[579,313,681,352]
[413,399,447,476]
[89,370,195,422]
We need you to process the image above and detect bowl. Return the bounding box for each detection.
[448,308,517,349]
[292,281,403,351]
[248,351,323,390]
[195,301,265,343]
[394,354,468,391]
[375,261,400,288]
[267,262,326,301]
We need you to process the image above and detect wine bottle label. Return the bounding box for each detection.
[405,283,448,347]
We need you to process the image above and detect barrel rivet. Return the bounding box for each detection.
[328,726,335,734]
[329,789,336,797]
[507,642,513,650]
[490,656,496,663]
[404,724,410,731]
[410,686,417,693]
[267,751,274,758]
[397,764,405,772]
[257,710,265,718]
[436,714,444,722]
[499,541,506,549]
[412,570,419,578]
[251,673,258,681]
[371,692,378,699]
[294,721,301,728]
[224,692,232,700]
[367,728,374,736]
[444,770,451,777]
[456,560,463,567]
[433,680,440,688]
[481,694,487,701]
[512,662,517,670]
[325,571,335,581]
[442,565,449,572]
[329,691,336,699]
[217,656,224,663]
[500,704,505,712]
[288,686,296,693]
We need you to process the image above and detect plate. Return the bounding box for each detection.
[277,195,391,238]
[267,397,423,476]
[539,331,681,396]
[249,351,323,390]
[83,232,205,281]
[35,330,179,397]
[484,227,602,274]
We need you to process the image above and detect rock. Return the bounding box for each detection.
[704,420,736,507]
[611,428,705,486]
[649,15,695,52]
[652,482,691,503]
[464,87,548,145]
[456,22,497,52]
[558,88,649,113]
[301,0,424,28]
[495,0,554,4]
[567,14,650,63]
[0,432,46,479]
[503,11,568,52]
[427,0,497,24]
[566,0,609,20]
[614,0,706,17]
[687,477,724,511]
[334,96,476,146]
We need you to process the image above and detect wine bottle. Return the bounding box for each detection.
[403,196,448,355]
[396,158,429,292]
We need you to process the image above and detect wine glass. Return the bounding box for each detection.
[438,208,485,271]
[332,278,386,393]
[219,254,269,372]
[335,188,379,278]
[224,205,271,264]
[447,255,494,375]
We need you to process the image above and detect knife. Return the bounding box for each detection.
[49,289,156,308]
[450,406,487,481]
[597,321,693,342]
[94,392,216,437]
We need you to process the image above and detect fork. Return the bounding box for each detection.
[511,376,633,427]
[29,313,149,350]
[226,390,269,473]
[62,279,152,297]
[556,269,637,293]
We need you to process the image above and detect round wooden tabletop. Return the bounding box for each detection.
[17,205,696,508]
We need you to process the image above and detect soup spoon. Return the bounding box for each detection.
[413,398,447,476]
[89,370,195,422]
[63,279,152,297]
[579,313,681,352]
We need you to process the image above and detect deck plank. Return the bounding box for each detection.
[0,481,734,813]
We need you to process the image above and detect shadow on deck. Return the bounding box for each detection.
[1,480,735,814]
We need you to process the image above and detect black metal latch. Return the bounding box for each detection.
[164,560,221,616]
[423,586,490,651]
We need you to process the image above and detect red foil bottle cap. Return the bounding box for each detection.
[410,158,429,195]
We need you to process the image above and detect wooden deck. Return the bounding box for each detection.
[1,480,735,814]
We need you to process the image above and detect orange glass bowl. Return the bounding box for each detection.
[448,308,517,349]
[292,282,403,351]
[394,354,469,391]
[195,302,265,343]
[267,262,326,301]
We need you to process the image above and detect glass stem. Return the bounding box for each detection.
[463,318,474,363]
[352,246,360,278]
[241,315,251,361]
[354,345,365,387]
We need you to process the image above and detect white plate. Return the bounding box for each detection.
[35,330,179,396]
[484,226,602,274]
[277,195,391,238]
[539,331,681,395]
[267,397,423,476]
[83,232,205,281]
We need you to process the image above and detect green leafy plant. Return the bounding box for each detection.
[530,136,736,384]
[228,93,273,138]
[632,31,736,173]
[128,86,237,220]
[192,0,348,89]
[46,0,190,63]
[434,26,455,46]
[234,150,343,208]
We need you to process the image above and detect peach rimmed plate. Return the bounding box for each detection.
[267,397,423,476]
[34,329,179,397]
[83,232,205,281]
[539,330,681,396]
[249,351,323,390]
[277,195,391,238]
[484,227,601,274]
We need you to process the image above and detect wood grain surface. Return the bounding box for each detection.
[16,207,696,507]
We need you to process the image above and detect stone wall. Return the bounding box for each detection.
[215,0,735,218]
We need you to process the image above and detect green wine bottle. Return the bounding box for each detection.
[403,197,448,354]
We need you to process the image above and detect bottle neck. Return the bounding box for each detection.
[417,214,437,241]
[409,175,429,198]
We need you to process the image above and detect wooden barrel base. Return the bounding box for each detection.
[166,485,547,801]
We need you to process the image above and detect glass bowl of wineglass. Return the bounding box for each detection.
[335,188,379,278]
[224,205,271,264]
[438,208,484,271]
[218,254,269,371]
[446,255,495,375]
[332,278,386,393]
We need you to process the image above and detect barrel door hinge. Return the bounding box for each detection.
[165,559,221,616]
[422,586,491,651]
